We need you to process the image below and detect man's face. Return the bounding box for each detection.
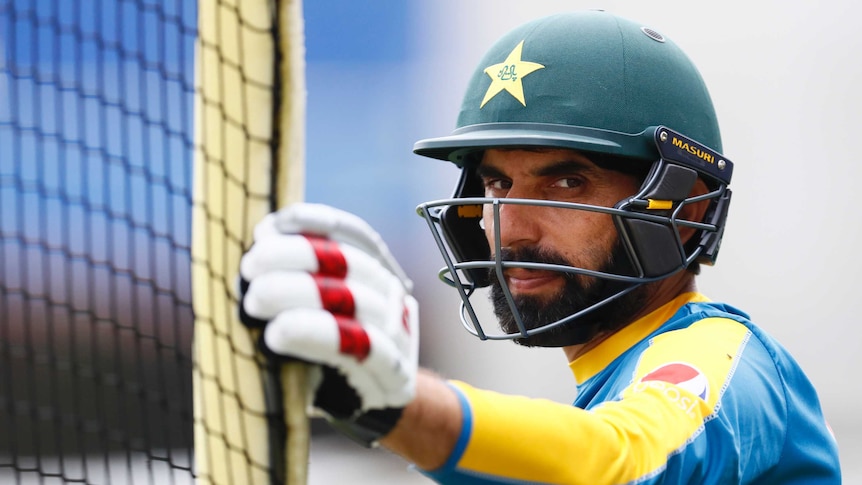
[477,147,648,346]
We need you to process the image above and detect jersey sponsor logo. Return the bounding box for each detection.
[633,362,709,418]
[641,362,709,400]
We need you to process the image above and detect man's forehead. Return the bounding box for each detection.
[477,147,650,184]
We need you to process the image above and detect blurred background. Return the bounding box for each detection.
[1,0,858,483]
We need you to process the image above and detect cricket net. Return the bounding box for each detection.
[0,0,304,483]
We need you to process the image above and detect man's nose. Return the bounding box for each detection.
[490,198,544,250]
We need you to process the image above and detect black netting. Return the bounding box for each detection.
[1,1,198,483]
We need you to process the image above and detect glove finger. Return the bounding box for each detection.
[240,233,398,296]
[262,307,367,362]
[351,323,415,409]
[262,308,414,409]
[242,272,378,322]
[241,233,330,278]
[243,271,414,354]
[266,203,413,292]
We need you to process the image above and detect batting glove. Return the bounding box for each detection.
[239,203,419,446]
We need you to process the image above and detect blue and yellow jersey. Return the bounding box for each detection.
[422,293,841,484]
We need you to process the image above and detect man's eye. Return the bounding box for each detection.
[484,179,511,191]
[554,178,584,188]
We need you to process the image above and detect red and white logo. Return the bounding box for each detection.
[634,362,709,418]
[640,362,709,401]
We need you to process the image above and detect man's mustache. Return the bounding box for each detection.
[494,246,574,270]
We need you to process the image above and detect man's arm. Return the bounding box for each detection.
[380,370,463,470]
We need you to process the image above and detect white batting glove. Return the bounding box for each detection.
[239,203,418,445]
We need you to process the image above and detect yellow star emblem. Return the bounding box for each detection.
[480,40,545,108]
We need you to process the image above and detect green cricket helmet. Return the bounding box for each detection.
[414,11,734,344]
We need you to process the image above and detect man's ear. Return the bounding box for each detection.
[678,178,710,245]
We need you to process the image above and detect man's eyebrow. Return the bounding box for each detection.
[534,159,595,177]
[476,159,596,179]
[475,164,506,179]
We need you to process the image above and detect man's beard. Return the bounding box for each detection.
[490,243,649,347]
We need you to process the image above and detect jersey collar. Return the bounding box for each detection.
[568,292,710,384]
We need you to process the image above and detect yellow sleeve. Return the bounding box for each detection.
[443,317,750,485]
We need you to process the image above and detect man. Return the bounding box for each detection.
[239,11,842,484]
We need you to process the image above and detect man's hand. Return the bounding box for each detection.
[239,203,418,445]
